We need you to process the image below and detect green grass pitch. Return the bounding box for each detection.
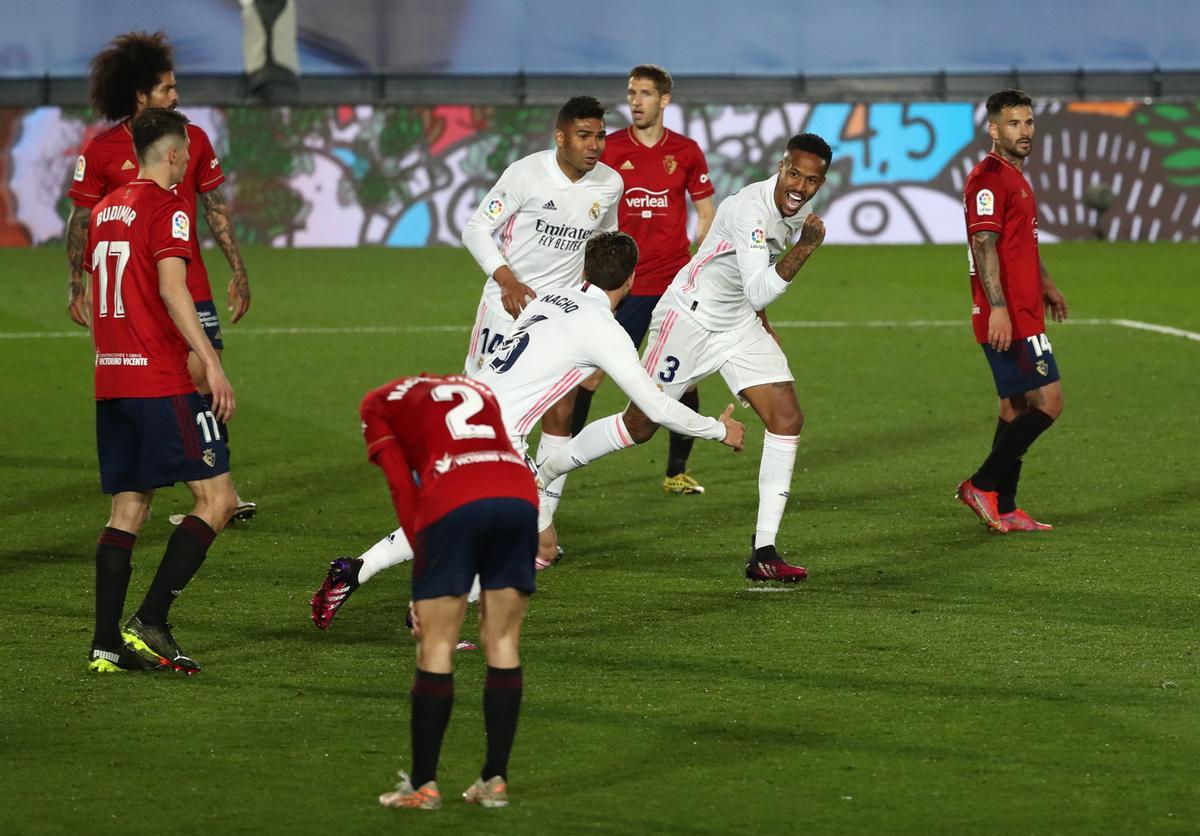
[1,242,1197,834]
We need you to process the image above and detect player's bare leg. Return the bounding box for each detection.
[740,381,807,581]
[184,347,255,523]
[466,587,529,808]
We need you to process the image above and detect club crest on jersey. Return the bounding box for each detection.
[172,210,190,241]
[976,189,995,216]
[484,197,505,220]
[750,228,766,246]
[202,448,216,467]
[73,155,86,182]
[662,155,677,175]
[1036,359,1049,376]
[588,201,601,220]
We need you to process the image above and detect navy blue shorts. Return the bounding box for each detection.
[614,294,662,349]
[96,393,230,494]
[195,300,223,350]
[981,333,1061,399]
[411,497,538,600]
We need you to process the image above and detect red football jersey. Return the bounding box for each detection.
[964,152,1044,343]
[70,121,225,303]
[601,128,714,296]
[89,180,196,400]
[360,375,538,538]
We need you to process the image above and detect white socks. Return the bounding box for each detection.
[755,431,800,548]
[538,414,634,485]
[357,526,413,584]
[535,433,571,521]
[536,415,635,529]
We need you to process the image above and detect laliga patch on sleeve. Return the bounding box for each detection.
[171,210,190,242]
[749,227,767,249]
[976,188,995,216]
[73,155,86,182]
[483,195,505,220]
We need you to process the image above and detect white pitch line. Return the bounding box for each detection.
[2,318,1197,340]
[1110,318,1200,342]
[743,587,795,593]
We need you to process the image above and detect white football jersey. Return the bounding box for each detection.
[462,150,623,320]
[664,175,811,331]
[474,283,725,445]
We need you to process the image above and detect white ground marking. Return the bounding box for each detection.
[3,319,1198,341]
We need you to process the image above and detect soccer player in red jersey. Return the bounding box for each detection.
[65,31,256,521]
[85,108,239,674]
[571,65,717,494]
[362,375,538,811]
[956,89,1069,533]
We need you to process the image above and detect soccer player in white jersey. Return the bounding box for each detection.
[461,95,624,528]
[536,133,832,583]
[311,232,743,628]
[309,97,625,626]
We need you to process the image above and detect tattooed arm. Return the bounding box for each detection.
[65,205,93,327]
[970,230,1011,351]
[200,187,251,323]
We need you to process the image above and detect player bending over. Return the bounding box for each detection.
[310,232,744,628]
[363,374,537,810]
[537,134,833,582]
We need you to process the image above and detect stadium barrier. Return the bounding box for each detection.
[3,99,1197,248]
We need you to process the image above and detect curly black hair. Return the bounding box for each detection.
[88,31,174,122]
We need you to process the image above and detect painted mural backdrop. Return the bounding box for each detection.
[2,100,1198,250]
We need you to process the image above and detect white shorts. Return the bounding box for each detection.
[641,302,793,405]
[464,298,517,378]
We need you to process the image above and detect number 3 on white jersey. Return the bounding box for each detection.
[432,384,497,439]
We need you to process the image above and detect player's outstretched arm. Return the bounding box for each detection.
[971,230,1012,350]
[1039,257,1068,322]
[65,205,93,327]
[159,256,236,422]
[200,188,251,323]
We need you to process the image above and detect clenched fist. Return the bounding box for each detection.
[799,212,825,249]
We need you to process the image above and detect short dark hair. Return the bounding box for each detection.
[130,108,189,163]
[629,64,673,95]
[583,231,639,290]
[986,89,1033,118]
[785,133,833,170]
[557,96,605,129]
[88,31,174,122]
